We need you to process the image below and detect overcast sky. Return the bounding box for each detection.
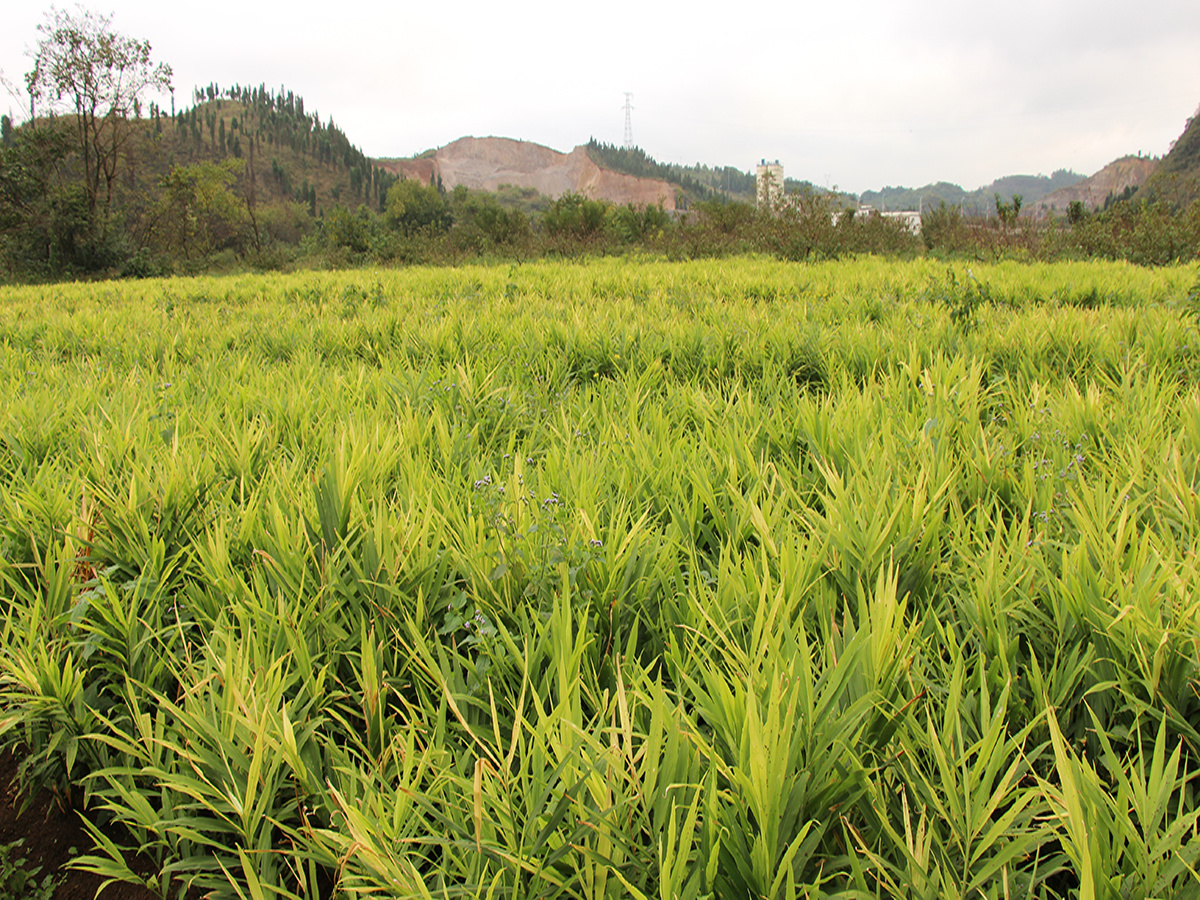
[2,0,1198,194]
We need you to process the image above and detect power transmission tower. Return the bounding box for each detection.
[622,93,634,150]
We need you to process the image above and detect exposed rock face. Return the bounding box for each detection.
[1039,156,1159,212]
[377,137,676,209]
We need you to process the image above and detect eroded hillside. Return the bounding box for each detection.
[1039,155,1159,212]
[377,137,676,209]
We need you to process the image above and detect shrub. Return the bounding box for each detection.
[922,201,964,252]
[542,191,611,239]
[384,178,448,234]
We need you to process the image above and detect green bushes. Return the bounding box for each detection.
[919,196,1200,265]
[12,171,1200,280]
[921,201,964,252]
[383,178,450,234]
[0,841,59,900]
[1068,198,1200,265]
[542,191,612,242]
[446,187,533,255]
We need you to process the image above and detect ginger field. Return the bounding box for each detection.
[2,256,1200,898]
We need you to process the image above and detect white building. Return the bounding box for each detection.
[756,159,784,208]
[854,206,922,235]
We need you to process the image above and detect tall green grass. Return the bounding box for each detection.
[2,256,1200,898]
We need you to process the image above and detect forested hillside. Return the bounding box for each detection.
[1137,105,1200,206]
[0,74,399,277]
[860,169,1085,214]
[585,139,757,203]
[0,8,403,278]
[181,82,400,214]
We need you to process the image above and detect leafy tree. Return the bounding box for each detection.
[542,192,609,239]
[921,201,964,251]
[384,178,447,233]
[0,122,74,275]
[157,158,246,259]
[693,198,757,235]
[765,186,845,261]
[446,186,531,252]
[611,202,669,243]
[493,183,551,217]
[25,8,172,236]
[321,206,378,255]
[994,193,1023,228]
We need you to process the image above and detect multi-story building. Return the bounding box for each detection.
[756,159,784,208]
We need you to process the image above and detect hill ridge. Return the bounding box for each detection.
[1039,155,1158,212]
[1136,107,1200,205]
[376,136,677,209]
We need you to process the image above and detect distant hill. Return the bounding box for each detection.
[380,135,1105,219]
[860,182,984,214]
[152,83,399,217]
[1,81,396,274]
[584,141,756,204]
[1136,106,1200,206]
[1038,155,1159,213]
[583,142,861,207]
[376,138,677,209]
[860,170,1085,215]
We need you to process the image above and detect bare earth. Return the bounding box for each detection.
[377,136,676,209]
[1040,155,1159,211]
[0,751,160,900]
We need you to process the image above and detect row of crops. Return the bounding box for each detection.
[2,256,1200,898]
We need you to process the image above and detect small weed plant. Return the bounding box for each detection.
[0,841,59,900]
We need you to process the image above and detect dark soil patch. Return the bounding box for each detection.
[0,751,160,900]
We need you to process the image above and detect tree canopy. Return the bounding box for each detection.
[26,7,172,232]
[384,179,447,233]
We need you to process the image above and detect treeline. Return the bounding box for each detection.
[0,80,402,279]
[307,182,922,267]
[183,82,399,212]
[6,98,1200,278]
[313,183,1200,269]
[861,169,1087,215]
[920,195,1200,266]
[585,139,757,203]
